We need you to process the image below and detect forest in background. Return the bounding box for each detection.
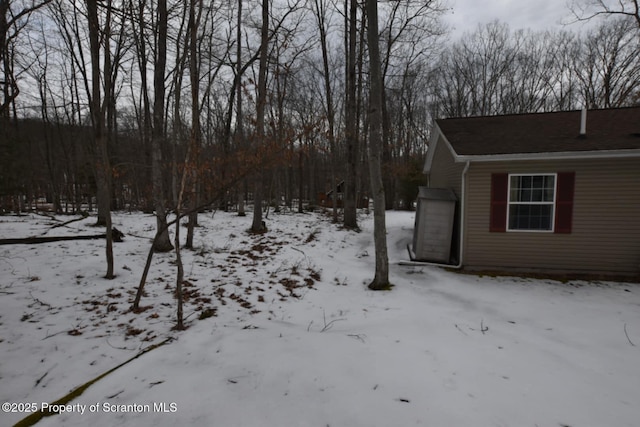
[1,0,639,219]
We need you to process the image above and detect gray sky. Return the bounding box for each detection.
[443,0,589,38]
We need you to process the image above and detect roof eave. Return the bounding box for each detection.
[452,149,640,163]
[424,123,459,174]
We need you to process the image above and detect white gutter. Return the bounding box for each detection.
[453,149,640,163]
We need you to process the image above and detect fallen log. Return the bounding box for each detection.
[0,228,124,245]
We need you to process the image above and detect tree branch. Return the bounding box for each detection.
[624,323,636,346]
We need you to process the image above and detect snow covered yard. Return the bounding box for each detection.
[1,209,639,427]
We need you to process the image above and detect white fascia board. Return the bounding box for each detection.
[424,123,460,174]
[423,126,439,173]
[452,149,640,163]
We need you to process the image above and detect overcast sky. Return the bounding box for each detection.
[443,0,592,38]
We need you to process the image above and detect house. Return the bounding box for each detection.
[417,106,640,278]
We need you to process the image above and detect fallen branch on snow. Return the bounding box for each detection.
[481,319,489,335]
[624,323,636,347]
[454,324,469,336]
[42,214,89,234]
[28,292,52,310]
[347,334,366,343]
[307,309,345,332]
[0,228,124,245]
[14,337,173,427]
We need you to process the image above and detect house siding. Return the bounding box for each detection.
[428,135,465,196]
[463,157,640,276]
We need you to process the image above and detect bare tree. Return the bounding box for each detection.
[569,0,640,107]
[575,18,640,108]
[121,0,201,233]
[433,22,571,118]
[167,0,206,329]
[542,30,581,111]
[236,0,246,216]
[287,67,321,213]
[365,0,389,290]
[379,0,446,209]
[48,0,127,225]
[570,0,640,28]
[36,2,93,214]
[151,0,174,252]
[1,0,53,122]
[251,0,269,233]
[86,0,114,278]
[185,0,203,248]
[0,1,53,214]
[498,30,556,113]
[343,0,359,229]
[311,0,338,223]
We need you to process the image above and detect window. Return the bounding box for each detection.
[490,172,574,234]
[507,174,556,231]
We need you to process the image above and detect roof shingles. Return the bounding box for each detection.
[436,107,640,156]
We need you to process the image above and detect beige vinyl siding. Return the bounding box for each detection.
[464,157,640,275]
[428,136,465,196]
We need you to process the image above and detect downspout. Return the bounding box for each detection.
[454,160,471,268]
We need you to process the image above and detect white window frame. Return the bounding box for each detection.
[507,173,557,232]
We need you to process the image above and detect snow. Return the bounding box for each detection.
[1,209,639,427]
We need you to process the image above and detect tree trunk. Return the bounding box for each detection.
[186,0,202,249]
[298,148,304,213]
[313,0,338,223]
[365,0,389,290]
[236,0,246,217]
[0,0,8,120]
[173,147,192,330]
[87,0,114,279]
[151,0,173,252]
[251,0,269,233]
[344,0,359,229]
[0,1,16,121]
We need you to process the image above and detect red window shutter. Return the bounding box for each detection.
[555,172,575,233]
[490,173,508,232]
